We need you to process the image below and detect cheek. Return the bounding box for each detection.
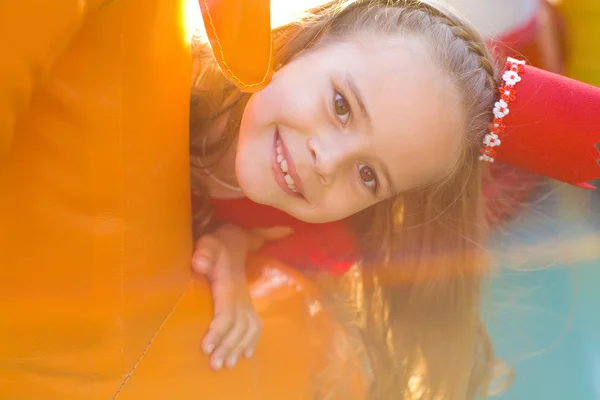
[254,72,326,130]
[239,92,271,135]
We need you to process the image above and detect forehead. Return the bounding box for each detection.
[316,34,465,190]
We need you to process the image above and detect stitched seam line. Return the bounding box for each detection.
[112,280,192,399]
[202,0,273,88]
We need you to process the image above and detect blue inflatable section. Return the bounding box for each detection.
[487,183,600,399]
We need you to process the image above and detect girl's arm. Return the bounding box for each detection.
[192,224,293,370]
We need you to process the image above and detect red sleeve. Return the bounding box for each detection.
[258,220,357,275]
[198,196,358,275]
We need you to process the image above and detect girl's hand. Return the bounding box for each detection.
[192,224,292,370]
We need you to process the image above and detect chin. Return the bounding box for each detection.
[236,172,266,205]
[235,158,271,206]
[276,206,336,224]
[241,186,271,207]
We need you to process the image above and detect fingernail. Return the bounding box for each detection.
[212,357,223,370]
[226,355,238,368]
[244,348,254,359]
[203,343,214,355]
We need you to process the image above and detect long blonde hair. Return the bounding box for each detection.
[190,1,500,398]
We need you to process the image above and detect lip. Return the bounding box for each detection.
[272,128,306,200]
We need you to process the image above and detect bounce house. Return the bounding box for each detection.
[1,0,599,399]
[0,1,364,399]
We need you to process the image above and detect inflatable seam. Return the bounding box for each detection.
[201,0,273,88]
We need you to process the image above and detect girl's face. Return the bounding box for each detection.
[236,34,464,223]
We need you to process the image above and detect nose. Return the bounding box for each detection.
[307,135,358,185]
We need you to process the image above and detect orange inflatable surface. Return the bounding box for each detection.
[0,1,360,398]
[199,0,273,92]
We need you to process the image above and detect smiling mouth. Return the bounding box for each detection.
[272,129,306,199]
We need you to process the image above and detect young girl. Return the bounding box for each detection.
[188,0,600,398]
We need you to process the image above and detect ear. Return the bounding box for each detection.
[198,0,273,93]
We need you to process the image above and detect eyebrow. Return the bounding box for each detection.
[345,74,372,128]
[381,163,398,198]
[345,74,396,197]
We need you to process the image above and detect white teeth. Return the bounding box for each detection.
[276,136,298,193]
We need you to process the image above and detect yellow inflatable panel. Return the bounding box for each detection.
[557,0,600,85]
[0,1,354,398]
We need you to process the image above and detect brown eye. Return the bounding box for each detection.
[333,93,351,124]
[359,165,375,182]
[357,163,378,193]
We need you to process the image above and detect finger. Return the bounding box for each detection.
[192,235,223,275]
[237,312,263,359]
[202,260,241,358]
[255,226,294,241]
[224,311,262,365]
[248,226,294,251]
[212,311,248,369]
[221,315,258,367]
[202,311,235,358]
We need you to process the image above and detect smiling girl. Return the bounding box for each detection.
[188,0,600,399]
